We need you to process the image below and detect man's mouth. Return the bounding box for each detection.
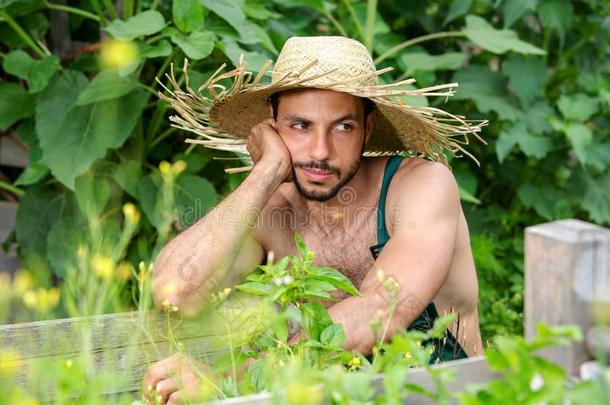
[301,167,335,181]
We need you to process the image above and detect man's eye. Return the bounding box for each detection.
[291,121,308,130]
[336,123,353,131]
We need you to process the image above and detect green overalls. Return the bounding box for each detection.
[367,155,468,364]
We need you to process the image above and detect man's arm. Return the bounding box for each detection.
[152,120,291,315]
[327,160,469,354]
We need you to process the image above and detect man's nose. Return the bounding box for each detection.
[308,130,332,161]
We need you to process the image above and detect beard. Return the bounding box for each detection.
[292,156,362,202]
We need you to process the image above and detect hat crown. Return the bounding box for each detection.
[271,36,378,87]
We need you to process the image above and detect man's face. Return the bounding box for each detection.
[273,88,375,202]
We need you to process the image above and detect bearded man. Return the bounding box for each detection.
[143,36,486,404]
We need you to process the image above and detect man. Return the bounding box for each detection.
[144,36,485,404]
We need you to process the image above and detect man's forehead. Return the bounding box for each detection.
[276,88,364,115]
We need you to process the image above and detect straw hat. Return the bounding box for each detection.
[158,36,487,172]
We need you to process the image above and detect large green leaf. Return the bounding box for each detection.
[0,82,34,130]
[200,0,258,43]
[14,145,49,186]
[172,0,204,32]
[557,93,598,122]
[452,65,521,121]
[400,52,466,73]
[175,174,217,228]
[496,122,551,163]
[105,10,165,41]
[517,183,564,220]
[138,40,172,59]
[463,15,546,55]
[220,39,270,72]
[583,174,610,225]
[538,0,573,43]
[502,55,547,107]
[2,50,60,93]
[15,185,64,259]
[76,70,136,105]
[36,71,149,189]
[167,28,216,60]
[562,122,593,165]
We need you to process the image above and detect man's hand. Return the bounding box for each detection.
[246,118,293,183]
[141,353,214,405]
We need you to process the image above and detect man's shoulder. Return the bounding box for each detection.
[387,157,460,219]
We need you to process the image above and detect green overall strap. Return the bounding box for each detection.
[377,155,405,245]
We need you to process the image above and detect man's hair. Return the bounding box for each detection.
[268,90,376,122]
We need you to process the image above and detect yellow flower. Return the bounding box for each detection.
[0,348,23,376]
[13,270,34,296]
[159,161,171,175]
[115,262,134,282]
[122,203,141,225]
[91,254,115,280]
[39,288,60,312]
[99,39,138,69]
[65,359,73,368]
[347,356,361,370]
[22,290,38,309]
[172,160,187,174]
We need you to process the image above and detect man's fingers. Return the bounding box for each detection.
[141,354,181,399]
[167,390,183,405]
[155,378,179,404]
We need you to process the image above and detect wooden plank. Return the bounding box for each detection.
[0,201,20,274]
[525,219,610,375]
[205,357,497,405]
[0,133,28,168]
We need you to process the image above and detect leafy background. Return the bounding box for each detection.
[0,0,609,342]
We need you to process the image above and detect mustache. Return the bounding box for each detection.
[293,161,341,176]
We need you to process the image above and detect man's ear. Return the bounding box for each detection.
[364,109,377,143]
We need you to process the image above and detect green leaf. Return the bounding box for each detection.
[320,323,345,347]
[0,82,35,130]
[75,173,110,219]
[15,161,48,186]
[236,282,272,296]
[517,183,564,220]
[301,301,333,340]
[502,55,547,107]
[308,267,360,297]
[563,122,593,165]
[168,28,216,60]
[453,65,521,121]
[2,50,60,93]
[443,0,471,26]
[105,10,165,41]
[454,167,480,204]
[294,233,308,258]
[138,40,172,59]
[501,0,537,28]
[137,174,162,228]
[175,174,217,228]
[400,52,466,73]
[112,160,141,198]
[583,174,610,225]
[523,101,554,134]
[172,0,204,32]
[76,70,136,105]
[557,93,598,121]
[201,0,258,43]
[538,0,573,43]
[219,38,270,72]
[15,185,64,259]
[463,15,546,55]
[496,122,551,162]
[36,71,148,189]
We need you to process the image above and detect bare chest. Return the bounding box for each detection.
[262,206,378,291]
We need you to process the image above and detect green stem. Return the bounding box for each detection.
[149,127,176,149]
[89,0,107,25]
[323,10,348,37]
[0,11,46,57]
[0,180,24,197]
[123,0,134,18]
[341,0,367,45]
[135,81,158,96]
[102,0,117,20]
[365,0,378,52]
[374,31,466,65]
[44,1,101,22]
[150,0,161,11]
[145,33,166,44]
